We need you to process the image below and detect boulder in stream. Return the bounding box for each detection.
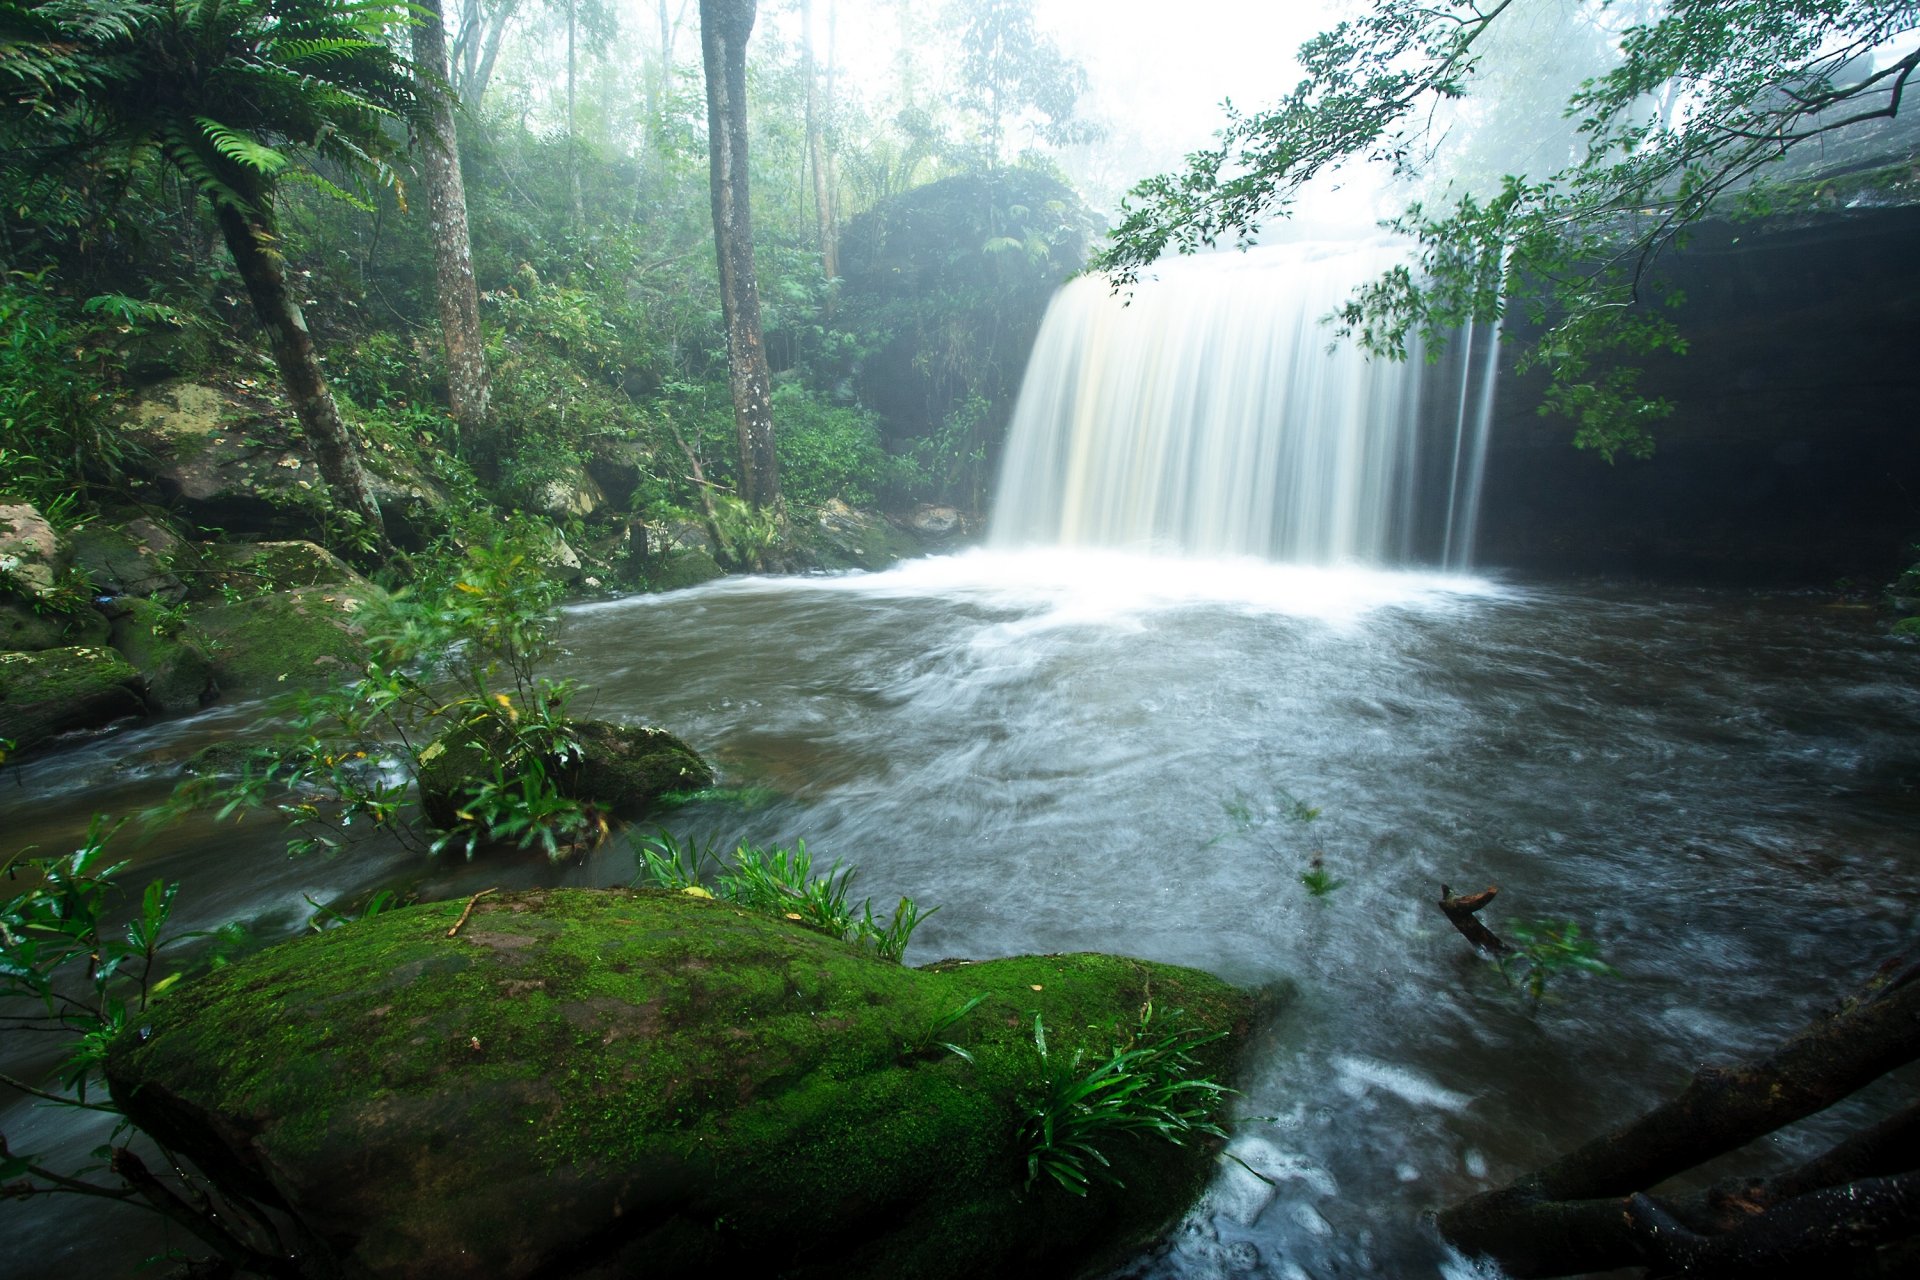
[192,581,385,694]
[107,888,1256,1280]
[417,718,713,829]
[0,645,148,749]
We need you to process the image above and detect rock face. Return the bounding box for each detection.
[417,719,713,829]
[108,889,1254,1280]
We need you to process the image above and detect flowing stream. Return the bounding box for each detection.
[6,554,1920,1278]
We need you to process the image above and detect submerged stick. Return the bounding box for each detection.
[1438,883,1509,955]
[446,888,498,938]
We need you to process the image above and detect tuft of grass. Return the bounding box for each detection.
[1019,1008,1233,1196]
[632,833,934,962]
[901,992,989,1063]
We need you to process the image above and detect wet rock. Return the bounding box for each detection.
[909,503,968,538]
[108,888,1255,1280]
[0,503,68,597]
[105,598,218,713]
[536,466,606,519]
[191,582,384,694]
[416,718,712,831]
[177,539,367,603]
[0,589,109,652]
[0,646,148,750]
[813,499,923,571]
[120,380,332,538]
[69,518,188,603]
[648,548,727,592]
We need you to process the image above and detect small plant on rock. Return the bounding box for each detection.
[1019,1007,1233,1196]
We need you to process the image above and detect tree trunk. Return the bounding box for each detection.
[800,0,837,288]
[567,0,583,232]
[699,0,779,510]
[411,0,492,448]
[213,202,386,543]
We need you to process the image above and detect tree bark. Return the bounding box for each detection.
[212,202,386,543]
[411,0,492,448]
[699,0,779,510]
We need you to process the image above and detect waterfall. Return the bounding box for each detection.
[990,241,1498,568]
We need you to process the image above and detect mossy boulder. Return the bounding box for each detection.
[177,539,366,603]
[192,582,384,694]
[107,889,1257,1280]
[106,597,217,712]
[417,718,713,830]
[69,517,188,603]
[809,500,925,572]
[0,588,110,652]
[0,502,69,597]
[648,547,728,592]
[0,645,148,750]
[121,380,334,538]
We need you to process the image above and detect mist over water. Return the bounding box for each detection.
[992,243,1496,569]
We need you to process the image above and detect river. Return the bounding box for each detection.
[6,548,1918,1278]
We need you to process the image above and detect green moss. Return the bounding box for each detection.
[0,645,146,749]
[191,583,384,692]
[107,597,215,712]
[107,889,1257,1280]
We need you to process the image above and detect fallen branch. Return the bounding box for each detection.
[446,888,497,938]
[1438,883,1508,955]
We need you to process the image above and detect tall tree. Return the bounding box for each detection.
[448,0,521,106]
[412,0,492,448]
[699,0,779,509]
[0,0,424,543]
[941,0,1095,167]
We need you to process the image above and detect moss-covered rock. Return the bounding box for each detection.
[0,502,70,597]
[177,539,367,603]
[416,717,712,830]
[809,500,925,572]
[106,597,217,712]
[0,588,110,652]
[192,582,384,693]
[108,889,1257,1280]
[69,517,189,603]
[648,547,728,592]
[0,645,148,750]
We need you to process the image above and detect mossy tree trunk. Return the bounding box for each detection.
[213,201,386,543]
[412,0,492,448]
[700,0,780,511]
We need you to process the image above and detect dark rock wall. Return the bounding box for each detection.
[1471,207,1920,585]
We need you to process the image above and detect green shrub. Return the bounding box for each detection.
[772,383,896,509]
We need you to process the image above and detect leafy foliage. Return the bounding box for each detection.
[1100,0,1920,459]
[166,526,598,861]
[1497,917,1618,1003]
[1019,1007,1232,1196]
[633,831,934,962]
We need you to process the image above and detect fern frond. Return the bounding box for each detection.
[196,116,287,175]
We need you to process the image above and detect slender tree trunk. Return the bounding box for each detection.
[469,0,516,107]
[212,203,386,542]
[699,0,779,510]
[800,0,837,287]
[567,0,584,232]
[412,0,492,447]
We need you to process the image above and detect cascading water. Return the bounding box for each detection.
[991,241,1498,568]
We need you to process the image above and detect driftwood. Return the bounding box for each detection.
[1436,943,1920,1277]
[1438,883,1509,954]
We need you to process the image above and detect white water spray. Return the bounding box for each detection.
[991,242,1498,569]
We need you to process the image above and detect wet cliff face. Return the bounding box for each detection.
[1473,206,1920,586]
